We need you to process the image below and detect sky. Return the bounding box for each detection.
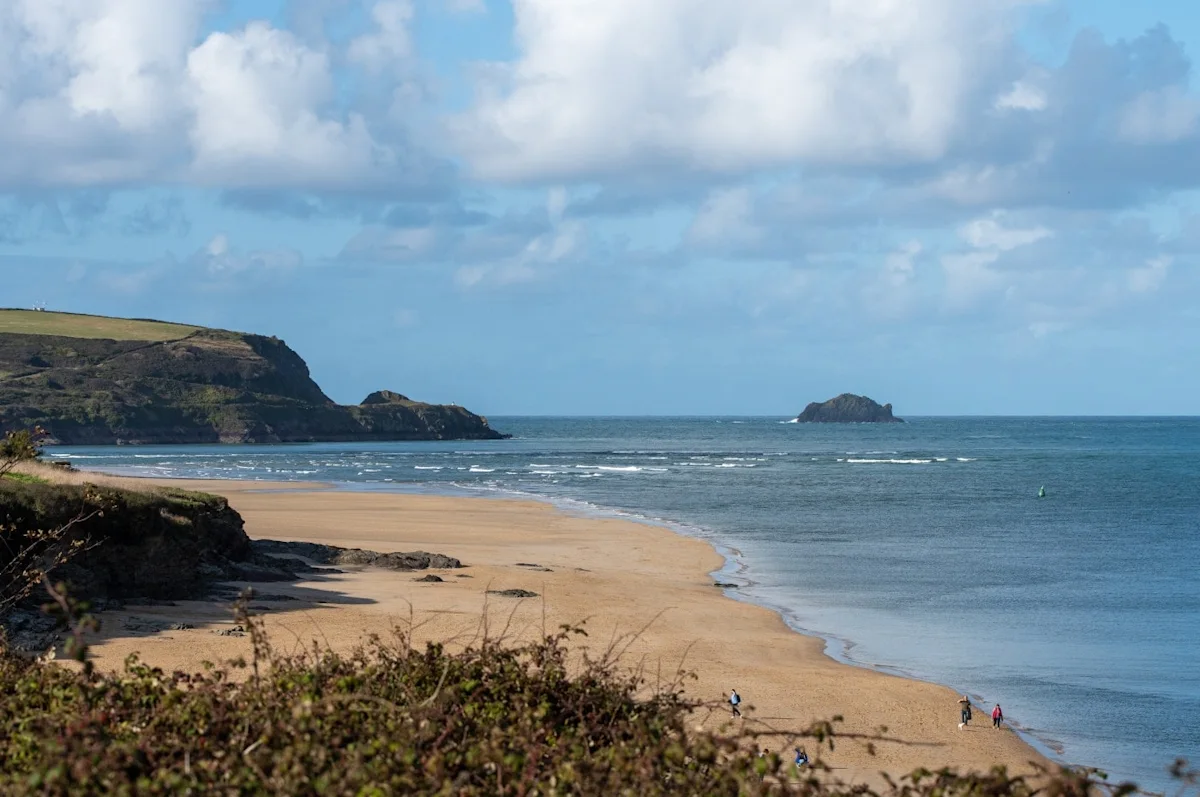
[2,0,1200,416]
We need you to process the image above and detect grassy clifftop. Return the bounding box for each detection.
[0,311,507,444]
[0,310,199,341]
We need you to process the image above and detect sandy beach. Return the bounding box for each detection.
[73,476,1051,786]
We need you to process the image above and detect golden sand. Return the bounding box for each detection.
[73,477,1049,786]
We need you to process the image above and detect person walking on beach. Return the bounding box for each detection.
[992,704,1003,729]
[958,695,972,727]
[730,689,742,717]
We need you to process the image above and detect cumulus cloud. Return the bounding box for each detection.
[0,0,440,192]
[9,0,202,131]
[455,0,1032,181]
[453,6,1200,245]
[348,0,416,72]
[186,22,380,186]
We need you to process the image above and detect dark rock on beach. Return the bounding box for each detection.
[487,589,539,598]
[251,540,462,571]
[793,393,904,423]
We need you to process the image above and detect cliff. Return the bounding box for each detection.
[794,393,904,423]
[0,477,462,650]
[0,310,508,444]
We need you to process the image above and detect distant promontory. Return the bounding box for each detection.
[0,309,509,444]
[793,394,903,423]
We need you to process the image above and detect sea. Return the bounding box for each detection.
[47,417,1200,792]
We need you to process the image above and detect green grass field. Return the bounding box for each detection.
[0,310,199,341]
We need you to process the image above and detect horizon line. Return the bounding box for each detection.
[481,413,1200,419]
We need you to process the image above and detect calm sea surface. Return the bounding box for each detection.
[50,417,1200,791]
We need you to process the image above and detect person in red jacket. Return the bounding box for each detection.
[992,704,1003,729]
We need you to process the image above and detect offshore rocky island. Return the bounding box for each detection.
[794,393,904,423]
[0,309,508,444]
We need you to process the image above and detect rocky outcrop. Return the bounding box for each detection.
[0,481,296,608]
[0,480,465,650]
[251,539,462,571]
[0,321,509,444]
[794,394,904,423]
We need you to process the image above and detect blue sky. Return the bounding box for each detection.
[2,0,1199,416]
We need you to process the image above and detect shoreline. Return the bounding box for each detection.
[100,469,1070,767]
[51,467,1054,785]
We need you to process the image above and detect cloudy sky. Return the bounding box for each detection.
[2,0,1198,415]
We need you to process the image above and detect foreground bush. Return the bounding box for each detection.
[0,599,1192,796]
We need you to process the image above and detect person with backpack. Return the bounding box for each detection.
[992,704,1003,729]
[729,689,742,717]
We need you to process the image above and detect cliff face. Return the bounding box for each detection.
[0,481,257,604]
[794,393,904,423]
[0,327,508,444]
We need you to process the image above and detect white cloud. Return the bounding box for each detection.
[11,0,203,131]
[960,215,1052,251]
[454,220,584,288]
[1128,256,1171,294]
[940,214,1051,311]
[348,0,415,73]
[206,232,230,258]
[1117,87,1200,145]
[995,80,1047,112]
[456,0,1033,181]
[0,2,424,190]
[187,23,380,185]
[193,233,303,275]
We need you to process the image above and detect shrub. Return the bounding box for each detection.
[0,595,1189,796]
[0,427,44,476]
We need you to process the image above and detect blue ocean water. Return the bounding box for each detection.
[50,417,1200,791]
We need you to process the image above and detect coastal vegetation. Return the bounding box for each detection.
[0,310,507,444]
[1,590,1191,795]
[1,432,1193,794]
[0,309,199,341]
